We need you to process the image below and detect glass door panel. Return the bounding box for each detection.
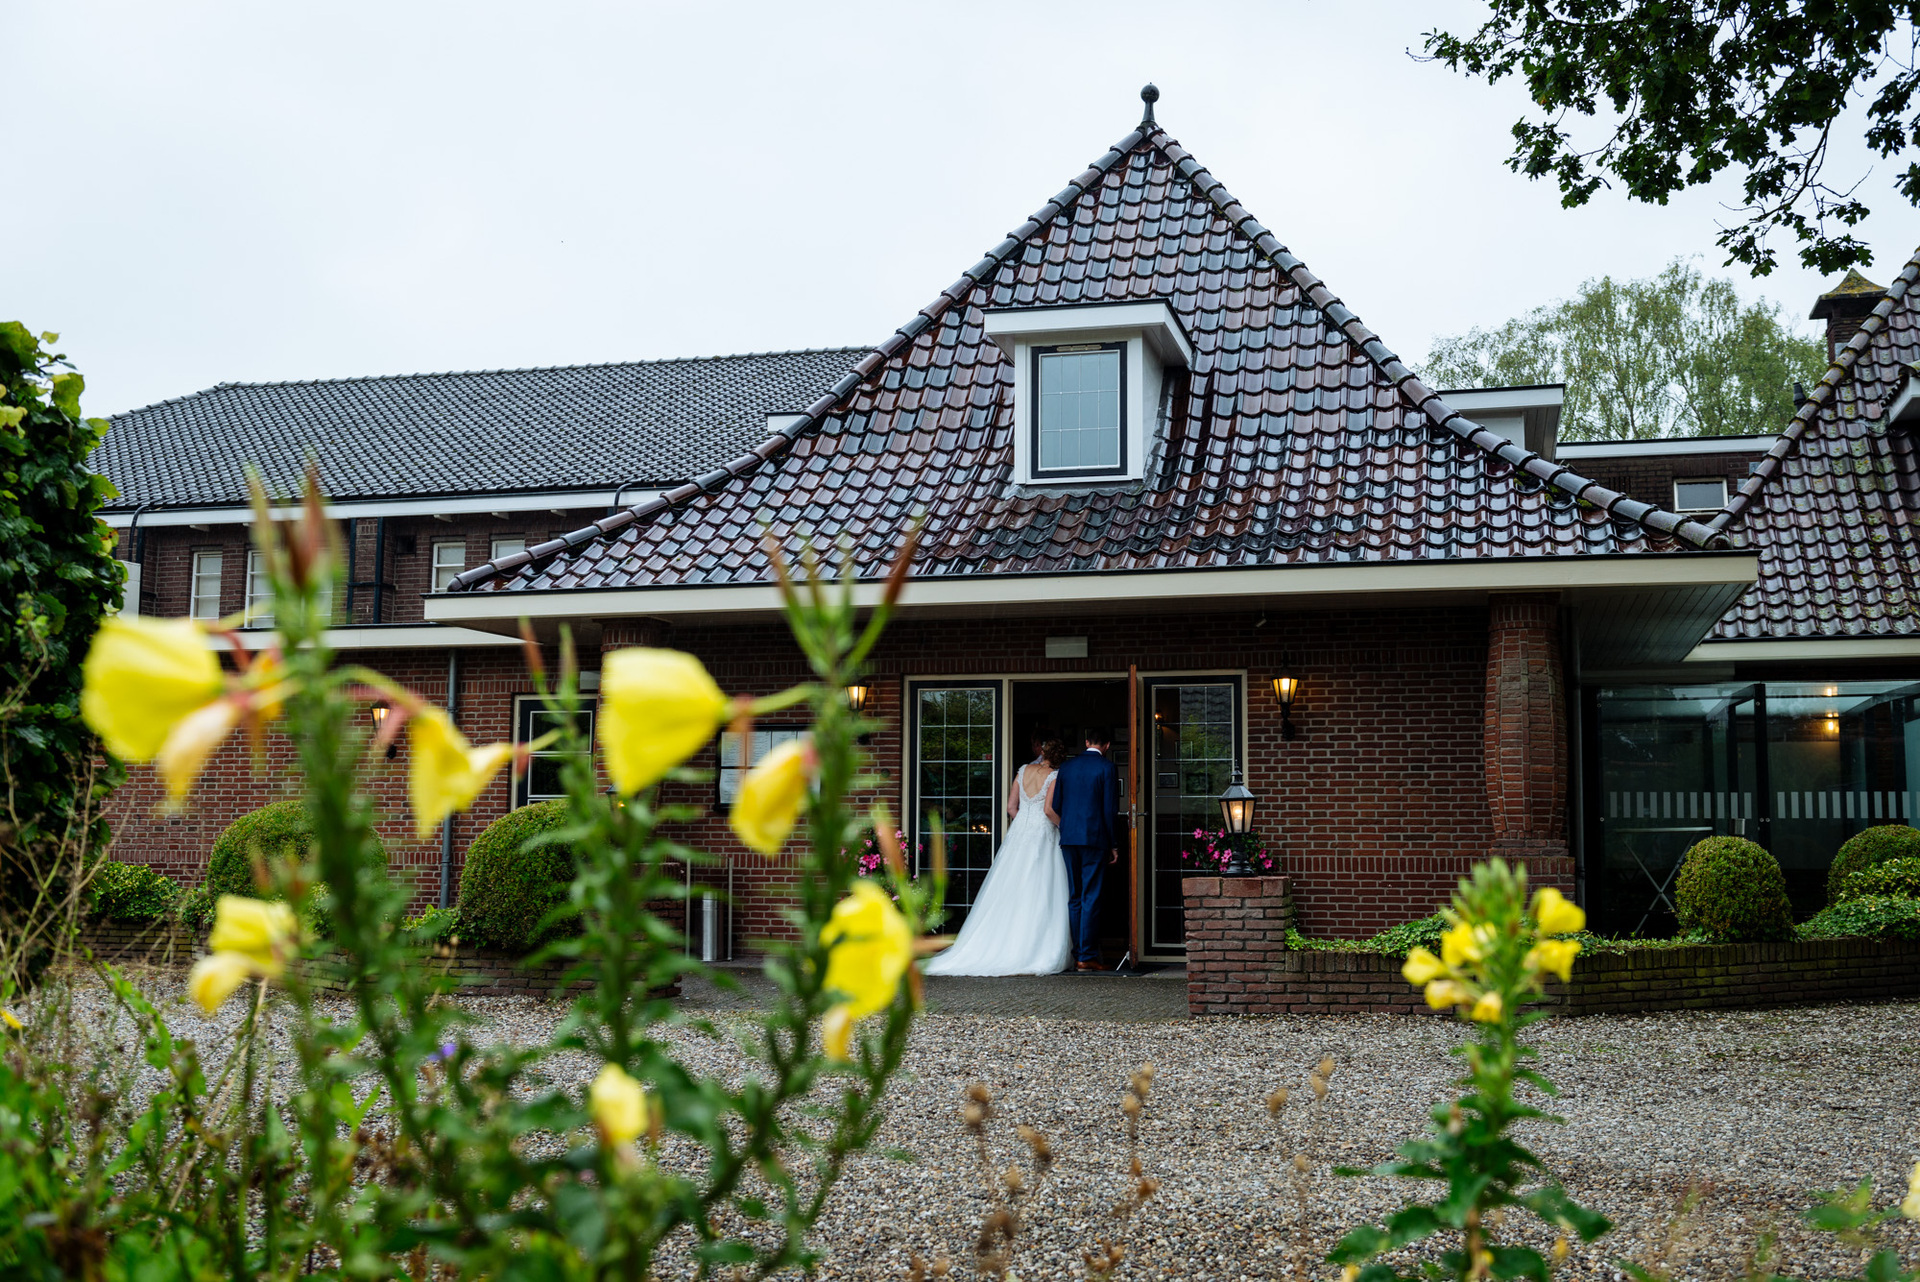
[908,683,1002,927]
[1143,678,1241,955]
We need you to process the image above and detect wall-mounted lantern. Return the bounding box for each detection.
[844,683,871,713]
[1218,769,1257,835]
[369,702,397,759]
[1271,657,1299,740]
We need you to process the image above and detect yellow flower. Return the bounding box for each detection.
[207,895,298,977]
[819,881,914,1059]
[1440,921,1483,970]
[1423,979,1469,1010]
[187,951,256,1013]
[597,647,731,794]
[155,698,242,802]
[408,706,515,838]
[729,736,814,855]
[1902,1161,1920,1220]
[589,1062,651,1147]
[1532,886,1586,936]
[1525,938,1582,983]
[1401,947,1447,986]
[80,616,223,762]
[1470,991,1504,1023]
[1,1009,21,1032]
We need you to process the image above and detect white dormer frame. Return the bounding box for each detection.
[983,302,1193,485]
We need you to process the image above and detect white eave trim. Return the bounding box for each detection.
[425,553,1759,624]
[102,489,661,528]
[983,301,1194,368]
[1439,385,1565,414]
[209,625,525,651]
[1687,635,1920,662]
[1558,436,1775,460]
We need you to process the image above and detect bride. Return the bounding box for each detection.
[924,737,1071,976]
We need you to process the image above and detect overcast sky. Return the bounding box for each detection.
[10,1,1914,417]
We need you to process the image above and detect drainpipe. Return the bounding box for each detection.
[439,648,459,909]
[608,479,651,515]
[345,520,358,618]
[124,502,154,614]
[370,516,388,624]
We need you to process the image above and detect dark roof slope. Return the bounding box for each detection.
[94,348,867,508]
[457,113,1713,595]
[1707,248,1920,641]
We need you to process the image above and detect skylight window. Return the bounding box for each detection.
[1034,344,1125,476]
[1673,478,1728,512]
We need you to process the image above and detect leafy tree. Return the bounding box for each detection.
[1421,259,1826,439]
[1422,2,1920,275]
[0,325,124,991]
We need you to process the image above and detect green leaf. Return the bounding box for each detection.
[49,371,82,420]
[1863,1248,1911,1282]
[695,1240,756,1266]
[1489,1245,1549,1282]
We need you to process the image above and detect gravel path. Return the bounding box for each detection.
[35,970,1920,1280]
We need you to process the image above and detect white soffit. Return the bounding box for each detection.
[208,625,524,652]
[102,490,659,528]
[1439,384,1565,414]
[1687,636,1920,662]
[1558,436,1776,460]
[982,301,1194,367]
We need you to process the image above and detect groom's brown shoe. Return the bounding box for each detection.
[1076,960,1111,972]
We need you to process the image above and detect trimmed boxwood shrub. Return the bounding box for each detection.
[1674,835,1795,942]
[1799,895,1920,942]
[205,799,387,935]
[1827,825,1920,904]
[456,801,579,954]
[1840,856,1920,903]
[89,860,179,922]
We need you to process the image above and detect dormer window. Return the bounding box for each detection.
[1035,342,1126,476]
[985,301,1192,487]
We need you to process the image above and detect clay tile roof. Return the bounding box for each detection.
[1707,245,1920,642]
[94,348,867,508]
[455,111,1718,596]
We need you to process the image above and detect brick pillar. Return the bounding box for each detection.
[1180,875,1292,1015]
[601,618,671,654]
[1483,595,1572,887]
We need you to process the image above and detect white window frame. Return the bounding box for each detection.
[431,540,467,592]
[513,696,595,806]
[244,549,274,627]
[1031,342,1129,479]
[491,536,527,561]
[718,727,807,805]
[189,551,223,620]
[1673,477,1729,512]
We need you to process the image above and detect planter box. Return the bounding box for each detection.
[1180,876,1920,1017]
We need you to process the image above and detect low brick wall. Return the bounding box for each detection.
[1182,876,1920,1016]
[76,920,675,999]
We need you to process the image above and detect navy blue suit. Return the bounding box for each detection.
[1052,747,1120,964]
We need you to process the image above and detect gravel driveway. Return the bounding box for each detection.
[42,969,1920,1280]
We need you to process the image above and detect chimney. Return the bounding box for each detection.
[1810,268,1888,361]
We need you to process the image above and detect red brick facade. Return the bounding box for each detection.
[106,598,1580,946]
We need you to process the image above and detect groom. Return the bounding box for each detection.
[1053,727,1120,972]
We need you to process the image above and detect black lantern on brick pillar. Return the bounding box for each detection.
[1271,656,1299,740]
[1218,769,1256,836]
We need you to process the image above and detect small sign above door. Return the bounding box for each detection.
[1045,636,1089,659]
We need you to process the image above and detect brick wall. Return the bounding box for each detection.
[1182,877,1920,1016]
[1568,449,1766,518]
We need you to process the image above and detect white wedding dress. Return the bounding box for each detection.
[924,765,1071,976]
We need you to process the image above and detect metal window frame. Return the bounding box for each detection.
[1029,341,1128,480]
[1138,672,1247,956]
[904,679,1005,904]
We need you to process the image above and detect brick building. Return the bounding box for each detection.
[96,92,1920,957]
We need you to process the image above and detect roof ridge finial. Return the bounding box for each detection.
[1140,82,1159,126]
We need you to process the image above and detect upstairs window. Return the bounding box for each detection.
[491,536,526,561]
[1034,343,1125,477]
[1673,478,1729,512]
[189,551,222,620]
[431,540,466,592]
[245,550,274,627]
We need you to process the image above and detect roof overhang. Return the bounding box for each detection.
[1886,365,1920,426]
[426,552,1757,666]
[102,488,661,528]
[1686,635,1920,663]
[982,300,1194,368]
[206,624,526,652]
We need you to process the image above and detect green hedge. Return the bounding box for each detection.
[456,801,578,954]
[1839,856,1920,903]
[89,860,179,923]
[1674,836,1795,942]
[1799,895,1920,942]
[1827,825,1920,905]
[206,799,387,935]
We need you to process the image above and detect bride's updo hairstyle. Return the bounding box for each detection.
[1040,739,1069,768]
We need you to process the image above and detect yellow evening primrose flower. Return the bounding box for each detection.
[1524,938,1582,983]
[1401,947,1447,986]
[1470,991,1505,1023]
[408,706,515,839]
[597,647,731,795]
[1532,886,1586,936]
[80,615,224,762]
[154,698,243,802]
[589,1063,651,1147]
[1440,921,1482,970]
[729,736,814,855]
[821,1005,855,1060]
[207,895,298,977]
[1902,1161,1920,1220]
[1423,979,1469,1011]
[187,951,256,1014]
[1,1009,21,1032]
[819,881,914,1059]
